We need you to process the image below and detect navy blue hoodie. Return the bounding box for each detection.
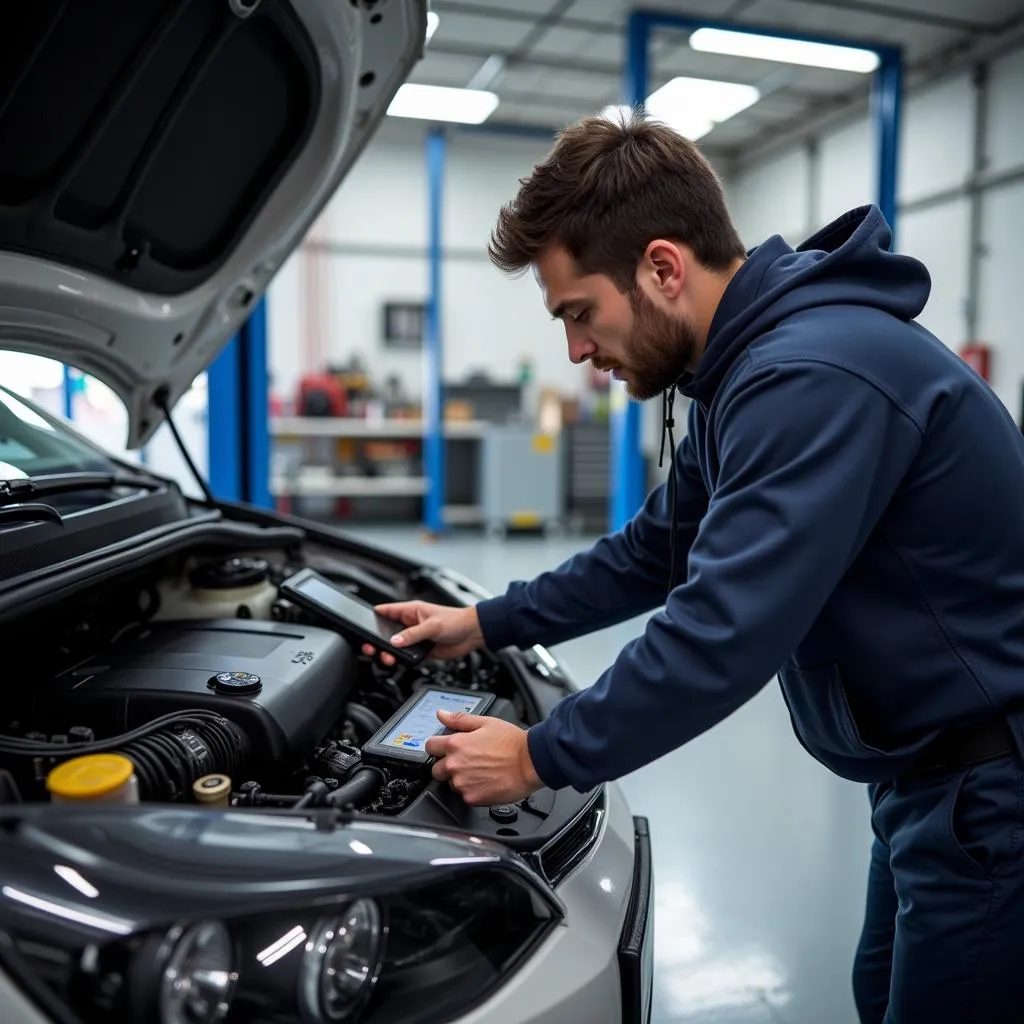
[475,205,1024,789]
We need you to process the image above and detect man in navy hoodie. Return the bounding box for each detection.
[367,111,1024,1022]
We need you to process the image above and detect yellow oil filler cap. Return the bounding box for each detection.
[46,754,138,804]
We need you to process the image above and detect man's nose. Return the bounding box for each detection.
[566,329,596,365]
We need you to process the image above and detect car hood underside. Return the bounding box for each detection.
[0,0,425,446]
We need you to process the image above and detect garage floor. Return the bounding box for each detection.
[351,527,873,1024]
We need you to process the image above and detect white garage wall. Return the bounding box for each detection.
[817,116,874,224]
[729,146,811,247]
[727,46,1024,420]
[266,119,588,407]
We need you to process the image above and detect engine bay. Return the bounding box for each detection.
[0,540,596,857]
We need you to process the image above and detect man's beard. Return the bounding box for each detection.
[618,287,700,401]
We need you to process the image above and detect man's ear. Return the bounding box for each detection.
[639,239,685,300]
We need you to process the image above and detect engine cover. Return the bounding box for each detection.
[39,620,353,761]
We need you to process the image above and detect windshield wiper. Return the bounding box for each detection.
[0,503,63,527]
[0,472,163,509]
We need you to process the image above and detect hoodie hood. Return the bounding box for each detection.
[680,205,932,407]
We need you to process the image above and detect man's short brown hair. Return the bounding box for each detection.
[489,108,745,291]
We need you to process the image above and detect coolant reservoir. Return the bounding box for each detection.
[47,754,139,804]
[154,557,277,621]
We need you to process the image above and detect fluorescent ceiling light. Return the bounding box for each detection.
[387,83,498,124]
[646,76,759,140]
[426,11,439,43]
[690,27,879,73]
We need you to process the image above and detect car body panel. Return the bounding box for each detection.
[0,805,561,938]
[456,781,638,1024]
[0,783,639,1024]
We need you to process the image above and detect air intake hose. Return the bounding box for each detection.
[0,711,249,804]
[117,718,248,802]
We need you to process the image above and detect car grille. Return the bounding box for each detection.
[6,935,74,1004]
[537,789,605,884]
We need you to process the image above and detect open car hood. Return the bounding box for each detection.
[0,0,426,446]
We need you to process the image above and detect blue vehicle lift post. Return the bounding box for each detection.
[62,366,75,420]
[618,10,903,530]
[207,296,271,507]
[423,125,447,535]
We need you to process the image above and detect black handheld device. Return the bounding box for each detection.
[279,567,434,666]
[362,686,496,772]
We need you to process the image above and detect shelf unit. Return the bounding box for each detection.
[269,417,489,524]
[271,417,488,440]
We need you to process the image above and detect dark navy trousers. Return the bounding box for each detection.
[853,753,1024,1023]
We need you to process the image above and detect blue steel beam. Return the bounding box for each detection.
[242,297,271,508]
[424,126,447,534]
[872,47,904,247]
[207,297,272,506]
[207,334,242,501]
[62,366,74,420]
[618,9,903,531]
[610,11,653,533]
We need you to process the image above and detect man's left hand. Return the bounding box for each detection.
[425,710,543,806]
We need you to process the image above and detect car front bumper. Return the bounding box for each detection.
[455,781,653,1024]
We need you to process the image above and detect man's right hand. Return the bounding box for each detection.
[362,602,484,666]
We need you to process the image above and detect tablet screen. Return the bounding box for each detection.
[289,574,402,643]
[379,689,490,754]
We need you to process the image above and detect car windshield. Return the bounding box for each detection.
[0,385,117,479]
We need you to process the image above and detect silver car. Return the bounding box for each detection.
[0,2,653,1023]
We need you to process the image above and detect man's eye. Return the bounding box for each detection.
[571,309,590,324]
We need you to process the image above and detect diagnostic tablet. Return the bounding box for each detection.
[362,686,496,770]
[279,568,434,666]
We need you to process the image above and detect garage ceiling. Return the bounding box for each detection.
[411,0,1024,159]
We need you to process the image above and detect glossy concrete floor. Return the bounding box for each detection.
[351,526,872,1024]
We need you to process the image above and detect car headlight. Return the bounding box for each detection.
[159,921,237,1024]
[300,899,382,1022]
[7,867,557,1024]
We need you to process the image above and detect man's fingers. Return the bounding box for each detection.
[360,643,397,667]
[374,602,423,625]
[424,734,452,758]
[431,758,452,782]
[391,619,440,649]
[436,710,486,732]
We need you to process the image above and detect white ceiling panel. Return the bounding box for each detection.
[463,0,564,12]
[744,0,961,58]
[496,100,603,125]
[856,0,1021,25]
[568,0,632,18]
[703,119,760,145]
[430,12,534,50]
[528,26,624,62]
[408,53,492,87]
[619,0,745,18]
[513,68,619,102]
[653,46,782,85]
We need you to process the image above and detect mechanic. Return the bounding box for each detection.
[363,110,1024,1023]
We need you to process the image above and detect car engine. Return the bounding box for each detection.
[0,546,597,859]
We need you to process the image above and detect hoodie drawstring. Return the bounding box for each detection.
[659,387,679,595]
